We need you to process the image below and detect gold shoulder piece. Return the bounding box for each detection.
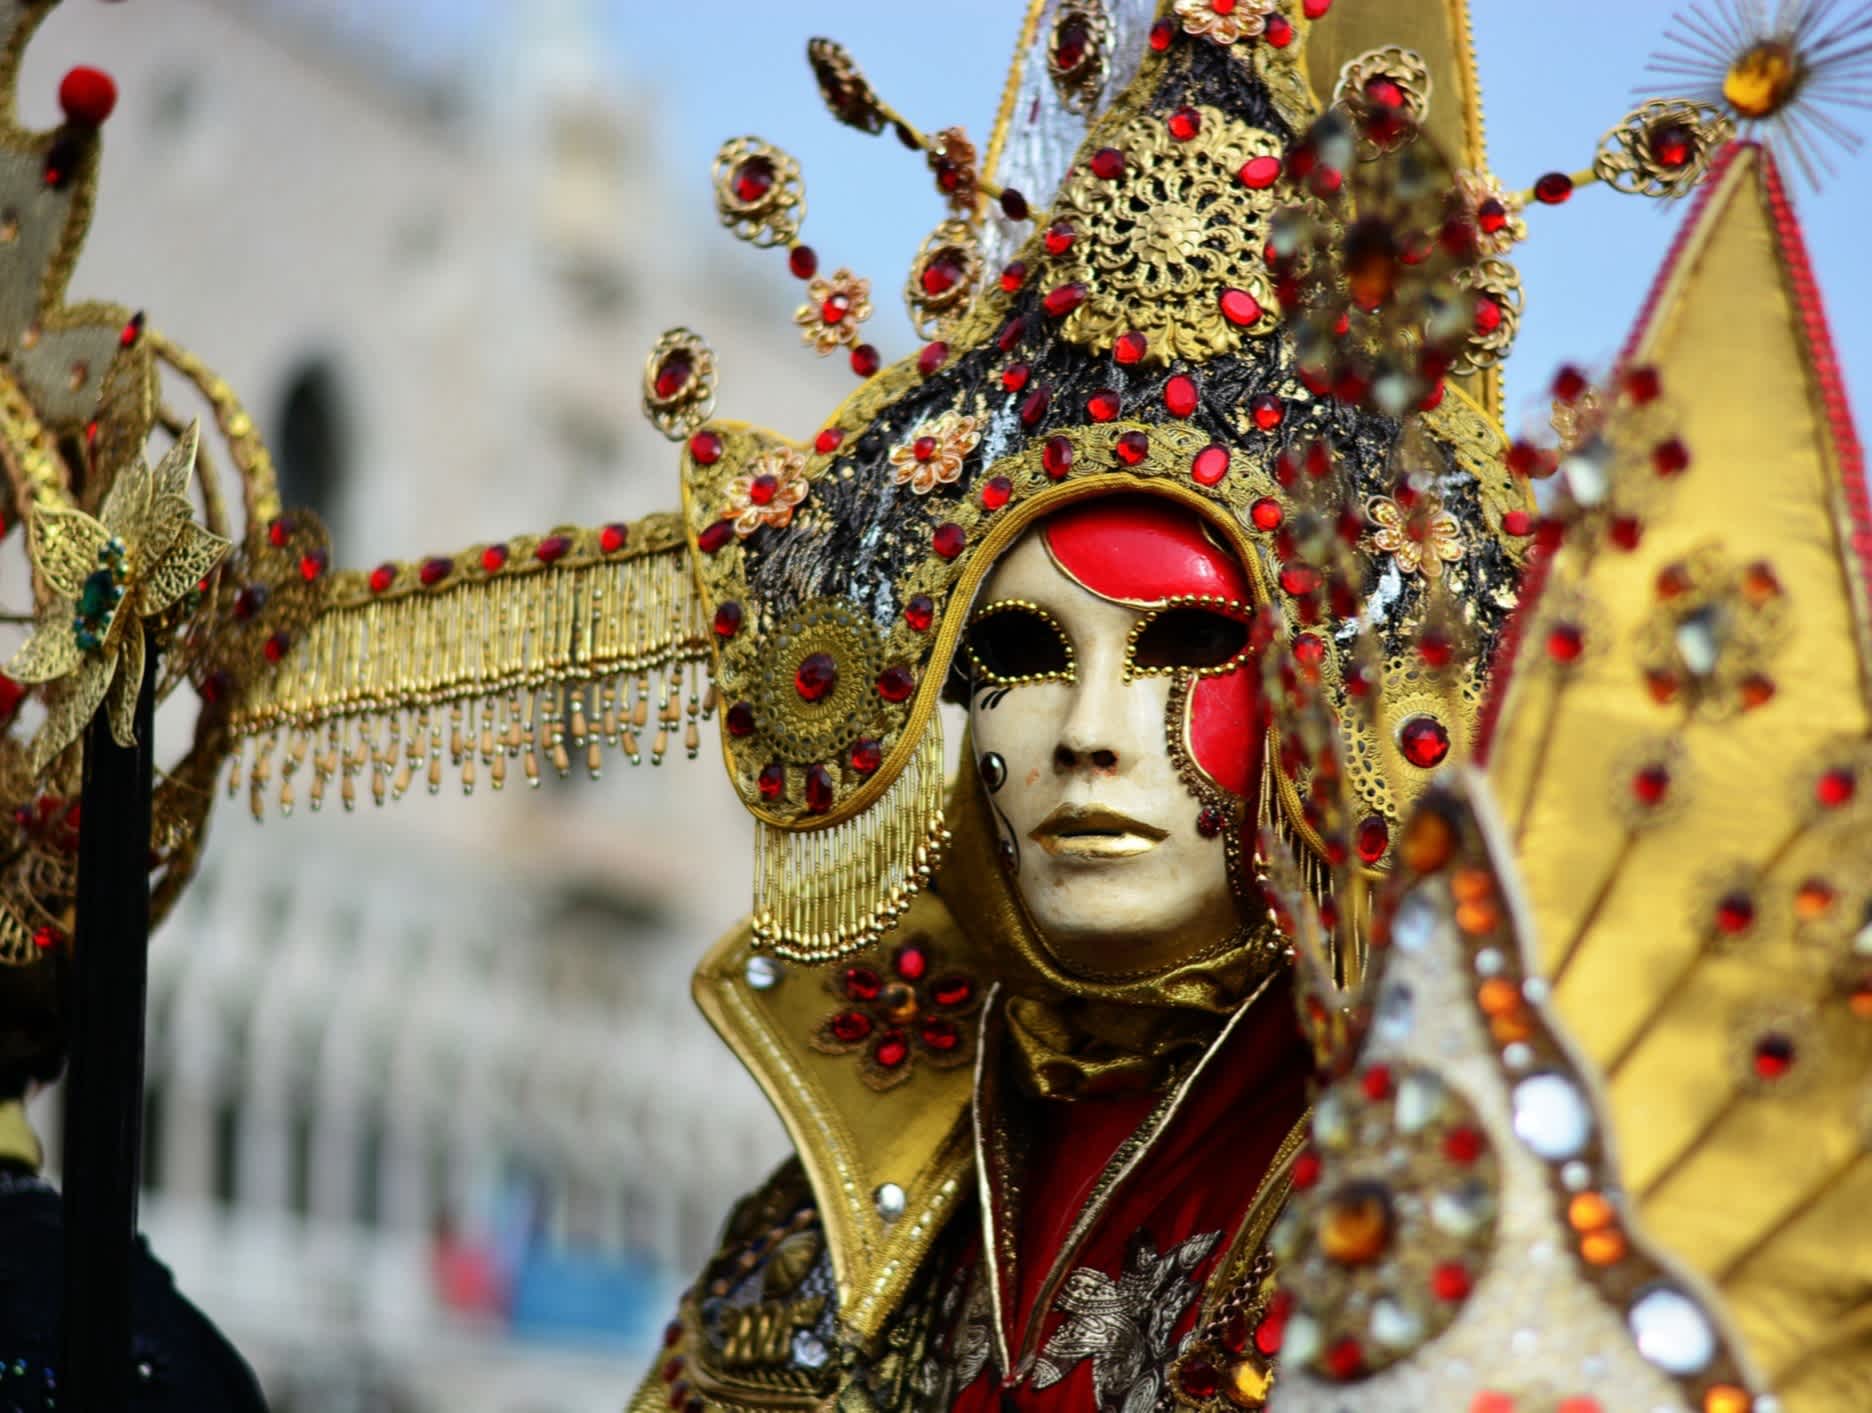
[1484,143,1872,1408]
[691,892,980,1345]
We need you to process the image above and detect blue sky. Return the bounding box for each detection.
[575,1,1870,441]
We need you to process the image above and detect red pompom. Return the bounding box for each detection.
[59,67,118,128]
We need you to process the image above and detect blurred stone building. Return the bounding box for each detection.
[15,0,833,1407]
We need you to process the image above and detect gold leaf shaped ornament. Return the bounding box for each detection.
[9,423,230,771]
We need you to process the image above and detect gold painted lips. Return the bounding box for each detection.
[1029,803,1169,860]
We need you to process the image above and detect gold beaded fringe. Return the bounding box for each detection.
[751,715,950,964]
[225,537,713,818]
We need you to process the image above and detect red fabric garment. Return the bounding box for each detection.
[950,983,1309,1410]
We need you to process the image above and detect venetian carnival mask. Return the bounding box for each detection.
[965,495,1261,976]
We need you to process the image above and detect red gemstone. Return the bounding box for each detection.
[1356,815,1389,864]
[1253,1311,1286,1357]
[1652,438,1690,475]
[1043,282,1087,317]
[1818,768,1856,808]
[917,341,949,376]
[851,344,881,377]
[1304,0,1331,15]
[1715,892,1755,935]
[1443,1126,1485,1163]
[1020,386,1051,429]
[1196,807,1225,838]
[1292,1149,1322,1190]
[1279,561,1321,596]
[1361,1064,1392,1101]
[726,701,755,737]
[905,595,935,631]
[1114,331,1148,365]
[713,602,743,638]
[1191,444,1229,487]
[830,1009,873,1043]
[1502,509,1534,537]
[1546,624,1584,663]
[482,543,509,572]
[268,517,293,548]
[1238,155,1282,189]
[921,1017,961,1052]
[1042,435,1075,479]
[920,255,963,297]
[850,738,883,773]
[1552,365,1588,402]
[1219,288,1262,326]
[1164,374,1199,417]
[1044,221,1076,256]
[688,429,723,465]
[369,563,396,594]
[1474,295,1504,335]
[1115,430,1149,466]
[298,549,327,582]
[1624,366,1662,403]
[1632,764,1671,806]
[1250,393,1284,430]
[931,974,974,1008]
[1399,715,1450,768]
[1649,122,1693,168]
[1294,634,1326,668]
[757,763,786,801]
[419,556,454,587]
[795,652,838,703]
[1431,1262,1472,1302]
[1001,260,1028,293]
[841,966,881,1002]
[1477,198,1509,235]
[804,764,835,814]
[1534,172,1574,205]
[1168,106,1201,141]
[1178,1359,1221,1401]
[894,942,929,981]
[1324,1338,1365,1381]
[600,522,629,554]
[981,475,1013,510]
[1002,363,1031,394]
[911,437,938,464]
[821,294,850,325]
[999,316,1027,352]
[1752,1032,1795,1080]
[263,630,291,664]
[1089,147,1125,180]
[877,666,915,702]
[653,353,691,401]
[535,534,572,564]
[732,156,774,205]
[1251,497,1283,530]
[873,1031,911,1068]
[58,66,117,127]
[1000,187,1030,220]
[1265,13,1294,45]
[1150,18,1174,49]
[1087,388,1121,422]
[933,522,966,559]
[788,244,818,279]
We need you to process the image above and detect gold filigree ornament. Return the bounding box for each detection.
[1048,2,1112,115]
[905,219,983,340]
[1045,104,1283,362]
[794,268,873,355]
[641,327,717,442]
[888,412,980,496]
[807,36,886,136]
[9,424,230,771]
[1334,47,1435,157]
[1593,99,1736,199]
[1449,256,1522,375]
[1453,169,1526,256]
[1172,0,1277,47]
[725,447,811,537]
[926,126,978,220]
[712,137,805,248]
[1366,491,1465,581]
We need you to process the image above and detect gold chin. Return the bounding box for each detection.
[1033,832,1161,860]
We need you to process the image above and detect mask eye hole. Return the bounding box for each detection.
[964,604,1074,686]
[1129,605,1250,675]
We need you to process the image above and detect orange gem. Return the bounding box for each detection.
[1740,674,1776,710]
[1848,974,1872,1020]
[1450,868,1493,904]
[1489,1011,1534,1045]
[1703,1385,1752,1413]
[1319,1186,1394,1266]
[1470,1394,1516,1413]
[1580,1226,1627,1266]
[1400,808,1456,874]
[1741,560,1782,604]
[1655,563,1693,599]
[1557,1400,1604,1413]
[1567,1191,1615,1232]
[1477,978,1522,1017]
[1795,877,1836,920]
[1646,670,1680,704]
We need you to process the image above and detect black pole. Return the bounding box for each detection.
[61,631,157,1409]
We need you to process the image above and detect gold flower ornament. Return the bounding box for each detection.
[9,424,230,769]
[1367,491,1465,580]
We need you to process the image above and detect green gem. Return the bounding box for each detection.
[78,569,117,620]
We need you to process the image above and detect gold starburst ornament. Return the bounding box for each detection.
[8,423,230,771]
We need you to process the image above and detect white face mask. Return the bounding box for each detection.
[965,527,1245,978]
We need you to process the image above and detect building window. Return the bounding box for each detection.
[276,358,349,522]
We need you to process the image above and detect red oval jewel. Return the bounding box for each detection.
[482,543,509,572]
[932,523,966,559]
[1430,1262,1471,1302]
[1356,815,1389,864]
[1238,156,1282,189]
[535,534,572,564]
[369,563,396,594]
[1534,171,1574,205]
[688,429,723,465]
[917,341,949,376]
[1167,106,1200,141]
[931,975,974,1008]
[1163,374,1199,417]
[877,666,915,702]
[1250,393,1284,430]
[420,557,454,587]
[920,1018,961,1052]
[1089,147,1124,180]
[1019,386,1051,428]
[1002,362,1031,393]
[795,652,838,703]
[850,344,881,377]
[732,157,774,204]
[298,549,327,582]
[1443,1126,1484,1163]
[757,763,786,801]
[1278,561,1321,596]
[1115,430,1149,466]
[725,702,756,738]
[894,943,929,981]
[1752,1032,1795,1080]
[788,244,818,279]
[1251,497,1283,530]
[1043,283,1087,318]
[1114,331,1148,365]
[849,738,883,774]
[653,353,691,401]
[1042,435,1075,480]
[1220,288,1262,327]
[804,764,835,814]
[1087,388,1120,422]
[872,1030,910,1068]
[698,520,735,554]
[830,1010,873,1044]
[1399,715,1450,768]
[1044,221,1076,256]
[1191,444,1229,487]
[600,522,630,554]
[998,316,1027,353]
[981,475,1013,510]
[713,602,743,638]
[904,595,935,632]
